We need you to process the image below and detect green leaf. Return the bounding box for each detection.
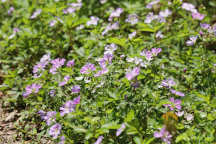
[107,37,127,47]
[133,137,142,144]
[125,110,135,122]
[137,23,155,32]
[101,122,120,129]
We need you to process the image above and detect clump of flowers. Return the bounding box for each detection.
[164,97,182,111]
[87,16,100,26]
[126,67,140,80]
[60,96,80,116]
[102,22,119,35]
[160,78,176,88]
[71,85,81,93]
[23,83,42,98]
[108,8,123,21]
[170,89,185,97]
[33,54,50,78]
[59,75,70,87]
[80,63,96,74]
[146,0,160,9]
[66,60,75,67]
[50,58,66,74]
[63,0,82,14]
[49,123,62,139]
[154,127,172,144]
[125,14,139,25]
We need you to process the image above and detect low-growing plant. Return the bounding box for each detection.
[0,0,216,143]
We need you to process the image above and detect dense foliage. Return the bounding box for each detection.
[0,0,216,143]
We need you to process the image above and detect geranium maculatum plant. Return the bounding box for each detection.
[0,0,216,143]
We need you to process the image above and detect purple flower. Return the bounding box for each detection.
[94,136,104,144]
[141,50,153,61]
[37,110,46,120]
[87,16,99,26]
[8,7,14,15]
[146,0,160,9]
[80,63,96,74]
[200,23,210,29]
[192,12,205,20]
[164,97,182,111]
[76,25,85,30]
[186,36,197,46]
[49,90,56,97]
[58,136,65,144]
[8,28,19,39]
[44,111,57,126]
[108,8,123,21]
[50,58,66,74]
[66,60,75,67]
[49,123,62,139]
[116,123,126,136]
[30,9,42,19]
[170,89,185,97]
[125,14,139,25]
[71,85,81,93]
[161,78,176,88]
[94,68,108,77]
[159,9,172,18]
[100,0,107,4]
[126,67,140,80]
[129,31,137,39]
[50,20,57,27]
[63,7,75,14]
[156,31,164,39]
[63,1,82,14]
[33,54,50,78]
[145,12,156,24]
[151,48,162,56]
[102,22,119,35]
[60,96,80,116]
[182,3,197,13]
[59,75,70,87]
[176,111,184,117]
[154,127,172,144]
[23,83,42,98]
[185,113,194,121]
[104,43,117,54]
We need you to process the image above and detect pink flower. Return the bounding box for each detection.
[182,3,197,13]
[151,48,162,56]
[66,60,75,67]
[87,16,99,26]
[59,75,70,87]
[126,67,140,80]
[94,136,104,144]
[164,97,182,111]
[71,85,81,93]
[108,8,123,21]
[170,89,185,97]
[30,9,42,19]
[192,12,205,20]
[60,96,80,116]
[80,63,96,74]
[116,123,126,136]
[154,127,172,144]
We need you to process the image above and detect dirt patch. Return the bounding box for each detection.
[0,91,22,144]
